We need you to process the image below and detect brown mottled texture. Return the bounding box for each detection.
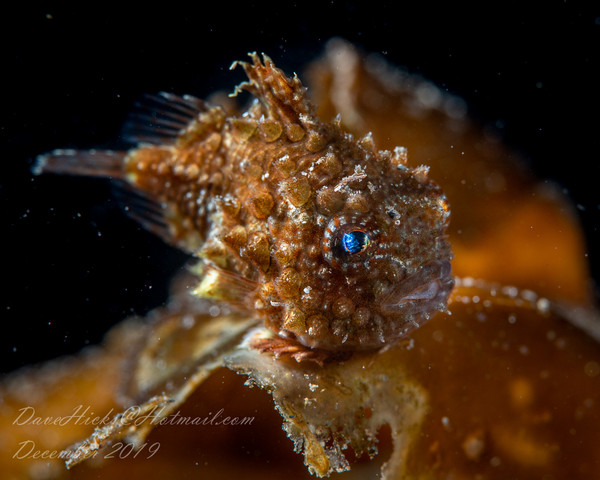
[39,53,454,351]
[3,40,599,480]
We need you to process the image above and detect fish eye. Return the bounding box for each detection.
[322,216,378,267]
[342,230,370,255]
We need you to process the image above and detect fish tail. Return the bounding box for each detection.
[33,149,126,179]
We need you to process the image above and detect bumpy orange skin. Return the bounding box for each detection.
[124,54,453,350]
[4,43,599,480]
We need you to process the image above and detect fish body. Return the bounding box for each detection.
[37,54,453,350]
[12,44,598,480]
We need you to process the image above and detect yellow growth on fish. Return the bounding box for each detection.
[36,53,453,351]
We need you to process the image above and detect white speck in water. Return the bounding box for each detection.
[502,286,518,298]
[415,82,442,109]
[209,305,220,317]
[536,298,550,313]
[182,315,195,329]
[519,345,530,356]
[441,416,451,430]
[521,289,537,302]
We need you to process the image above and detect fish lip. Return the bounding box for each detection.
[380,260,454,315]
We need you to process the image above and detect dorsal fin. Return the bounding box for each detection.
[230,53,318,128]
[122,92,206,145]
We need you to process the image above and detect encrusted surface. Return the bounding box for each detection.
[226,330,428,478]
[111,53,454,350]
[1,40,599,480]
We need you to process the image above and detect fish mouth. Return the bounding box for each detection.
[380,260,454,316]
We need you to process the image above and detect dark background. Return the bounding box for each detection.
[2,2,599,373]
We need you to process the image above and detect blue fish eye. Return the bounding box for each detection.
[342,230,370,255]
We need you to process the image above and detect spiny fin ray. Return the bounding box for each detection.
[122,92,206,145]
[230,53,317,127]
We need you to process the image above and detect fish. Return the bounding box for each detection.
[35,53,454,352]
[2,42,598,480]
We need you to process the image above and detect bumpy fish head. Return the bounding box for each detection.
[36,52,453,353]
[188,54,454,350]
[107,53,454,351]
[262,132,454,350]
